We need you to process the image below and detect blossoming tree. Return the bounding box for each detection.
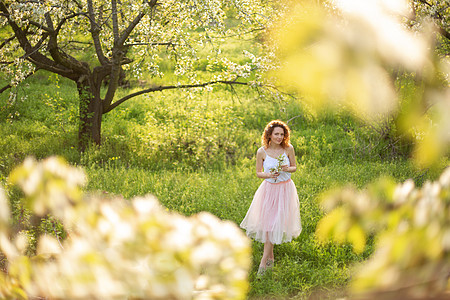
[410,0,450,54]
[0,0,276,150]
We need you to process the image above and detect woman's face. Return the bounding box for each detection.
[270,127,285,145]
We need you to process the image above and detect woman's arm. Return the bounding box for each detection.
[256,148,279,179]
[282,145,297,173]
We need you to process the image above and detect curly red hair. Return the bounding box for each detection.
[261,120,291,148]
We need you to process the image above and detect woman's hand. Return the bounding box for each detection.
[268,171,279,179]
[281,165,290,172]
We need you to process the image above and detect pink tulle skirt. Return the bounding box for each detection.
[240,179,301,244]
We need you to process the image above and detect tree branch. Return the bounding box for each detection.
[438,25,450,41]
[0,68,40,94]
[232,2,267,28]
[103,0,152,110]
[102,58,122,110]
[101,0,124,111]
[104,79,249,113]
[117,2,148,46]
[1,31,49,65]
[0,84,11,94]
[87,0,109,65]
[209,27,266,40]
[44,12,88,74]
[27,20,53,32]
[111,0,120,43]
[55,12,86,34]
[0,35,15,50]
[70,0,83,10]
[124,42,176,47]
[417,0,432,8]
[0,2,75,78]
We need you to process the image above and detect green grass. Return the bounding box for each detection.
[82,159,425,298]
[0,73,448,299]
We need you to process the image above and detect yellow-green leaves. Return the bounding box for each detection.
[316,167,450,298]
[0,187,9,229]
[316,206,367,253]
[316,188,375,254]
[0,270,28,300]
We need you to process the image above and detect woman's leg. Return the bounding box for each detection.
[259,233,274,268]
[257,241,273,276]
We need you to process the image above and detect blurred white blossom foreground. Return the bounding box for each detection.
[0,157,250,299]
[316,166,450,299]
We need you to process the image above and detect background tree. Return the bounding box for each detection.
[410,0,450,55]
[0,0,277,150]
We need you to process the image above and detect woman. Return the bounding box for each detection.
[240,120,302,276]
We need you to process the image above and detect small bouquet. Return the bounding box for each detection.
[270,154,285,182]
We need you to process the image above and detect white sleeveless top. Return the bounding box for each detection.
[262,147,291,183]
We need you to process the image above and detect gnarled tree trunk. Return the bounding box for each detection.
[77,75,103,151]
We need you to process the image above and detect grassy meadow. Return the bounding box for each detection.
[0,72,448,299]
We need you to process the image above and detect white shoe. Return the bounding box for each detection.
[257,266,266,277]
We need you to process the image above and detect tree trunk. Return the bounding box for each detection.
[77,75,102,151]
